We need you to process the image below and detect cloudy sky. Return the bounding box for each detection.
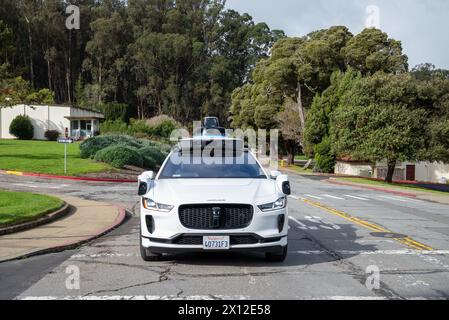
[226,0,449,69]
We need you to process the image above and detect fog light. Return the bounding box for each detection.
[278,214,285,233]
[145,215,155,234]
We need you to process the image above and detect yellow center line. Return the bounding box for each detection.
[6,171,23,176]
[300,197,434,251]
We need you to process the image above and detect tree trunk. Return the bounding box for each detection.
[385,160,396,183]
[26,18,34,89]
[66,30,72,104]
[296,82,306,133]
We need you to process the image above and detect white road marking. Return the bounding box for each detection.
[304,216,341,230]
[291,250,449,256]
[305,194,324,200]
[20,295,250,300]
[288,195,300,200]
[20,295,447,300]
[322,194,345,200]
[345,195,369,201]
[378,195,408,202]
[288,216,308,230]
[70,253,137,259]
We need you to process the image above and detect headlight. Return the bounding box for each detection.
[258,197,287,212]
[142,198,174,212]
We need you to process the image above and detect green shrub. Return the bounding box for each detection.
[94,145,143,168]
[138,146,167,168]
[100,120,129,135]
[44,130,60,141]
[129,119,152,136]
[140,154,157,169]
[146,115,180,138]
[314,137,335,173]
[80,135,142,159]
[9,115,34,140]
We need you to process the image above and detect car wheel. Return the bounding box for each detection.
[140,238,163,261]
[265,245,288,262]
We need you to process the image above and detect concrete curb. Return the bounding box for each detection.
[326,179,418,197]
[0,207,129,264]
[0,169,136,183]
[0,203,70,236]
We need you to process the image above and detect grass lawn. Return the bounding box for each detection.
[0,139,112,176]
[336,177,449,196]
[0,190,64,227]
[285,164,314,174]
[294,155,309,161]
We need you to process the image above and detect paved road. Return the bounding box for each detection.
[1,173,449,300]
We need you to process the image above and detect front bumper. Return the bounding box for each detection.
[141,234,287,253]
[140,205,288,252]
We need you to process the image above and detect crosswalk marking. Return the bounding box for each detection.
[299,193,423,204]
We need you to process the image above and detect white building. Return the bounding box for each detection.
[0,104,104,140]
[335,159,449,184]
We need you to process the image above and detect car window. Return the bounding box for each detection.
[159,152,267,179]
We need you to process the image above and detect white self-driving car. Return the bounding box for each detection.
[138,138,291,262]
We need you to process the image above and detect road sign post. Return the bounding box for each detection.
[58,138,74,175]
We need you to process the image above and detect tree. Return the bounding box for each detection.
[231,26,354,161]
[342,28,408,75]
[330,72,428,183]
[304,69,361,155]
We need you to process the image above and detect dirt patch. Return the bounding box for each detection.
[79,165,150,181]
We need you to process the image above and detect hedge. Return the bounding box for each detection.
[94,145,143,169]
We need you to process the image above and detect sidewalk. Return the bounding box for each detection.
[0,196,127,263]
[328,178,449,205]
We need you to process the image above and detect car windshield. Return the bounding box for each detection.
[159,152,267,179]
[204,118,218,127]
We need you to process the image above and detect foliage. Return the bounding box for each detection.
[313,137,335,173]
[304,69,362,155]
[94,145,143,169]
[342,28,408,75]
[98,102,129,122]
[80,134,171,169]
[44,130,60,141]
[100,119,130,135]
[80,135,142,159]
[9,115,34,140]
[330,72,428,182]
[0,0,283,123]
[0,76,54,107]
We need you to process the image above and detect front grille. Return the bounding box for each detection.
[179,204,253,230]
[172,235,259,246]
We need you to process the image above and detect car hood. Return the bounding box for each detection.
[149,178,279,205]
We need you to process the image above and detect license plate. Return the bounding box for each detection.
[203,236,230,250]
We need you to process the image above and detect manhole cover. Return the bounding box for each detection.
[370,232,407,239]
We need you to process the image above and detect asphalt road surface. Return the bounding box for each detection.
[1,173,449,300]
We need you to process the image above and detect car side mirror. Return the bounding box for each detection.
[138,171,154,196]
[270,170,282,179]
[276,175,291,195]
[138,182,148,196]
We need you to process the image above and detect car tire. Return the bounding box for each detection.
[140,239,163,261]
[265,245,288,262]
